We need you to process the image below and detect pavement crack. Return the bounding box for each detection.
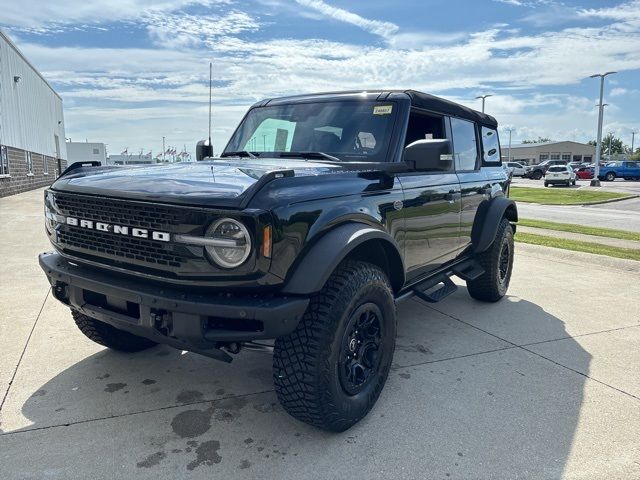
[0,388,274,437]
[0,289,50,413]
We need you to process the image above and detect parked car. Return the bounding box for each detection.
[575,166,594,180]
[39,89,517,432]
[524,160,567,180]
[505,161,526,176]
[544,165,576,186]
[597,161,640,181]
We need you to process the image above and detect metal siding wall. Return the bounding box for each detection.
[0,33,66,159]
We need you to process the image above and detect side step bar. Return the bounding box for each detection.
[412,275,458,303]
[396,259,485,304]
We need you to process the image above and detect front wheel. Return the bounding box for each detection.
[605,172,616,181]
[467,218,514,302]
[532,171,543,180]
[273,260,396,432]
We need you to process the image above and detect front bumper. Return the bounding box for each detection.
[39,252,309,354]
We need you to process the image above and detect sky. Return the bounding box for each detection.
[1,0,639,157]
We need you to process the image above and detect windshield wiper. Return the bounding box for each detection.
[278,151,342,162]
[220,150,258,158]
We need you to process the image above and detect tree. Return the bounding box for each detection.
[521,137,552,144]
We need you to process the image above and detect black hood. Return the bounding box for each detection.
[51,158,352,208]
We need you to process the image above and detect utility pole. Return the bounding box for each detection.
[589,71,616,186]
[505,127,515,162]
[475,94,492,113]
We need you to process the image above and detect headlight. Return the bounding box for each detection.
[204,218,251,268]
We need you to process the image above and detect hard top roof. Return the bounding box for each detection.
[257,89,497,127]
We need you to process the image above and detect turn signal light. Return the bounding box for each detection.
[262,225,272,258]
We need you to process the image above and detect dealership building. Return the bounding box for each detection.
[0,30,67,197]
[66,141,106,168]
[502,141,596,165]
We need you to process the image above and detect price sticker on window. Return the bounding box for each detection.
[373,105,393,115]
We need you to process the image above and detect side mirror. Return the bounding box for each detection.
[404,139,452,171]
[196,139,213,161]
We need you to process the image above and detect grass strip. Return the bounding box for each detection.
[515,232,640,262]
[509,186,632,205]
[519,218,640,242]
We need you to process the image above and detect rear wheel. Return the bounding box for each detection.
[544,182,549,187]
[467,218,514,302]
[72,310,156,352]
[532,170,543,180]
[273,260,396,432]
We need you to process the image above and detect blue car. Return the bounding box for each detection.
[598,161,640,181]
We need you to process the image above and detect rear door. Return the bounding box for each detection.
[452,117,487,250]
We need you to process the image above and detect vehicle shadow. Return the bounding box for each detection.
[8,293,590,479]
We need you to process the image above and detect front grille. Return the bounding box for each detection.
[57,227,183,267]
[50,192,216,274]
[54,193,185,230]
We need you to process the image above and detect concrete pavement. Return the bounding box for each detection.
[1,188,640,479]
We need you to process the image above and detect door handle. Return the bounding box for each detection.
[445,191,461,203]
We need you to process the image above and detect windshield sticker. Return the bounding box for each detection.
[373,105,393,115]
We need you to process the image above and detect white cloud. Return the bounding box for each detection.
[294,0,398,38]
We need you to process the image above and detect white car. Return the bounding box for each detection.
[505,161,526,177]
[544,165,576,187]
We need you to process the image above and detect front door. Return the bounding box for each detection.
[398,109,461,281]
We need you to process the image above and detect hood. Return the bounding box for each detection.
[51,158,346,208]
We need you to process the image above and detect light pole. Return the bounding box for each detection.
[475,94,492,113]
[505,127,515,162]
[589,71,616,186]
[631,130,637,156]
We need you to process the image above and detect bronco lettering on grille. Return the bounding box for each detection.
[63,216,170,242]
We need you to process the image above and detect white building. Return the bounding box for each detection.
[503,141,595,166]
[107,154,156,166]
[0,30,67,197]
[66,141,107,167]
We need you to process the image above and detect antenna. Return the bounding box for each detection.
[208,62,212,146]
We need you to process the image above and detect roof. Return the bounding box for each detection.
[259,89,497,127]
[0,29,62,101]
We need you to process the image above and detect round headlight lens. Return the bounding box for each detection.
[205,218,251,268]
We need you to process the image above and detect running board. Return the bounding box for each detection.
[452,260,485,282]
[412,275,458,303]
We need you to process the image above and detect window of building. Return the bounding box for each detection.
[539,153,549,161]
[0,146,9,176]
[562,153,571,161]
[26,151,33,175]
[43,155,49,175]
[550,152,561,160]
[583,156,592,162]
[451,117,479,171]
[481,126,500,163]
[92,148,100,155]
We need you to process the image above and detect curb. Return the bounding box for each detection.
[514,194,638,206]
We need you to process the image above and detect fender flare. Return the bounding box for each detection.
[471,196,518,253]
[281,223,404,295]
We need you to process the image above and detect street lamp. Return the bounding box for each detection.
[475,94,492,113]
[505,127,515,162]
[631,130,637,156]
[589,71,616,186]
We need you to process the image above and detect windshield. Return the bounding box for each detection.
[224,101,398,162]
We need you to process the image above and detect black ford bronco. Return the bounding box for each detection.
[40,90,517,431]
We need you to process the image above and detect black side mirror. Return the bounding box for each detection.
[196,139,213,161]
[404,139,452,171]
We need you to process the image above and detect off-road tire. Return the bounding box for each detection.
[72,310,156,352]
[273,260,396,432]
[466,218,514,302]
